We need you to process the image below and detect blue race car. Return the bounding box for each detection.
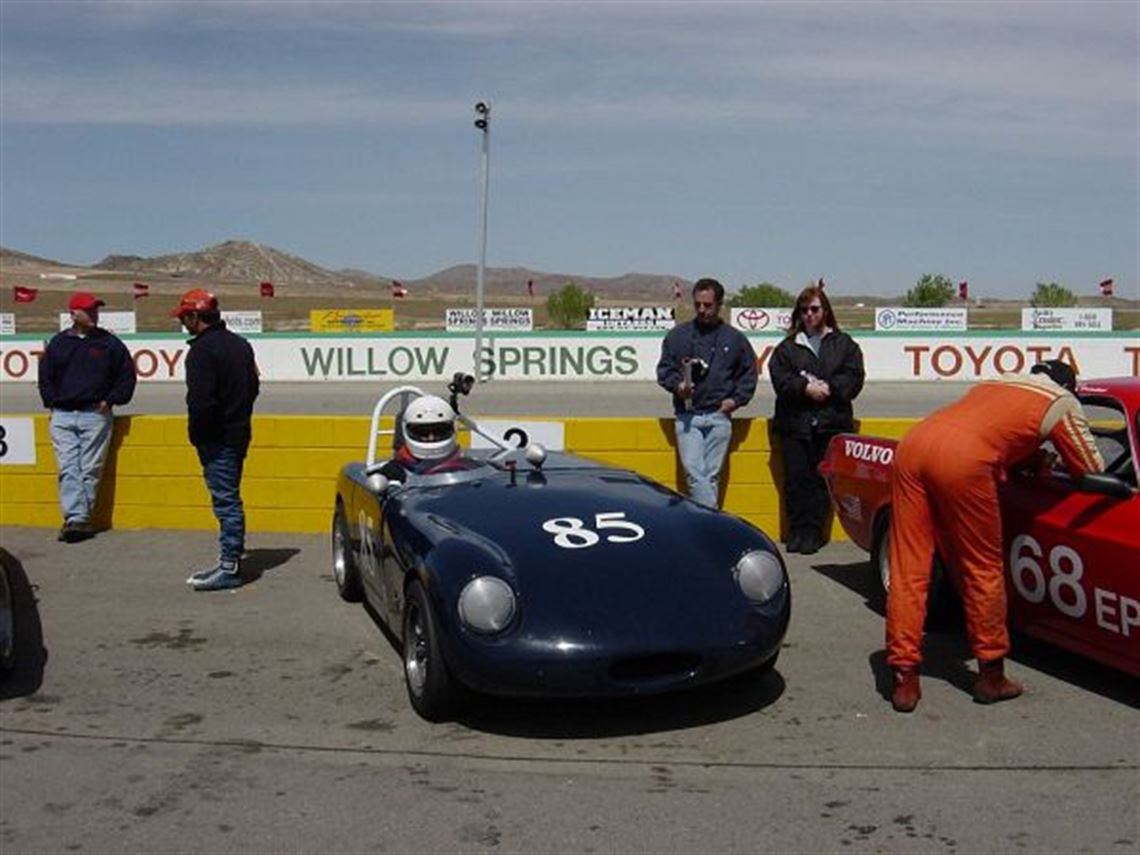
[332,374,790,720]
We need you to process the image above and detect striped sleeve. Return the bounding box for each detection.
[1046,399,1105,476]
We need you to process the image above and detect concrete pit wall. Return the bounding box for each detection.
[0,414,916,539]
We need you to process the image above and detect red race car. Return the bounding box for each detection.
[820,377,1139,677]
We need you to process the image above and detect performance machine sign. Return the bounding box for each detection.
[874,308,968,332]
[586,307,675,331]
[1,334,1137,383]
[730,307,793,332]
[445,308,534,332]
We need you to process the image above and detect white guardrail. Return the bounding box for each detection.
[0,332,1136,383]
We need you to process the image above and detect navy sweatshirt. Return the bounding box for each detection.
[185,322,260,448]
[38,327,137,410]
[656,319,758,416]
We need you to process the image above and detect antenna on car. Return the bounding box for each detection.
[448,372,475,414]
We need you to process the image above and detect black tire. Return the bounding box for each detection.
[402,580,462,721]
[872,509,957,625]
[331,504,363,603]
[0,565,14,674]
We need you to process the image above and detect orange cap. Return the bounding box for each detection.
[170,288,218,318]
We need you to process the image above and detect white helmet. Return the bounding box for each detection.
[402,395,457,460]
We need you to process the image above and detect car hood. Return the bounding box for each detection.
[389,466,780,641]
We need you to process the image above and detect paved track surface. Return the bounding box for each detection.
[1,528,1136,854]
[1,380,971,417]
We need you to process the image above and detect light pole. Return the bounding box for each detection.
[473,100,491,382]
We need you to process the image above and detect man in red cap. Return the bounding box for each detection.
[37,291,137,542]
[171,289,260,591]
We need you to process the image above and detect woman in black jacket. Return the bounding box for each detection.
[769,285,865,554]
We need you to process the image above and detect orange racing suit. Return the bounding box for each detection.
[885,373,1104,668]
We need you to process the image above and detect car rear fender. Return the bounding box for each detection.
[819,434,898,553]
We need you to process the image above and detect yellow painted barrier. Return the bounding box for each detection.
[0,414,918,538]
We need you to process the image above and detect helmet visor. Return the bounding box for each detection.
[406,421,455,444]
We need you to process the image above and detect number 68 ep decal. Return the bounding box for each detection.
[542,512,645,550]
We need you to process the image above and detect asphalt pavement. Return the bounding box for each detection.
[0,527,1136,854]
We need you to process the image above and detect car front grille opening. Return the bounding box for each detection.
[609,652,701,683]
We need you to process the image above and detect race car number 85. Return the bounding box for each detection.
[542,512,646,549]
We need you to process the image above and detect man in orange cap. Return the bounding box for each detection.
[38,291,137,542]
[171,289,260,591]
[886,360,1104,712]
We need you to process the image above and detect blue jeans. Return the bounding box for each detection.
[196,443,248,562]
[49,408,114,524]
[674,411,732,508]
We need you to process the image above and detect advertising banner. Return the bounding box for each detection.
[445,308,534,332]
[1,333,1137,384]
[222,310,264,334]
[586,306,675,331]
[0,313,14,336]
[309,308,394,333]
[874,308,968,331]
[58,310,137,334]
[730,307,793,333]
[1021,308,1113,331]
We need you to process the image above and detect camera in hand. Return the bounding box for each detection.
[682,357,709,386]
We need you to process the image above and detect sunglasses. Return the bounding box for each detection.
[802,305,823,315]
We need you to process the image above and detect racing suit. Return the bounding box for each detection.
[885,373,1104,668]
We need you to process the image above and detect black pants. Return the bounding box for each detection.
[780,431,834,540]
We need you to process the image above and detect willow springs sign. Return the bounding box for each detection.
[0,334,1136,383]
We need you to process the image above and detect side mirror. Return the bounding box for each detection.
[366,472,391,495]
[1076,472,1135,500]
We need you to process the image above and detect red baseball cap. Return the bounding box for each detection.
[68,292,105,312]
[170,288,219,318]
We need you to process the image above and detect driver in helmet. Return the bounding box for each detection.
[389,394,473,476]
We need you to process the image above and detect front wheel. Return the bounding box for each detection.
[331,505,363,603]
[402,580,463,721]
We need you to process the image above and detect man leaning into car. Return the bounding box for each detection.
[885,360,1104,713]
[656,278,758,508]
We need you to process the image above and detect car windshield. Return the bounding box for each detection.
[1080,397,1135,485]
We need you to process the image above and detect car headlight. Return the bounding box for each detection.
[458,576,516,634]
[734,550,785,603]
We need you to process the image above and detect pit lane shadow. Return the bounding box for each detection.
[456,666,787,738]
[815,557,1140,710]
[363,604,786,737]
[0,549,47,701]
[240,548,302,584]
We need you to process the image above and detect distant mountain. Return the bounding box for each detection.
[409,264,687,300]
[93,240,353,287]
[0,247,70,269]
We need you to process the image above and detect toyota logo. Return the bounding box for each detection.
[736,309,770,330]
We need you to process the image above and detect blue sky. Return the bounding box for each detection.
[2,1,1137,298]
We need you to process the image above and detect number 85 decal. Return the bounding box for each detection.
[542,512,645,549]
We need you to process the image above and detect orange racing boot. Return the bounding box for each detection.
[891,667,921,713]
[973,658,1023,704]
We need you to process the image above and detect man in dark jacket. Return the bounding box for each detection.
[769,285,865,554]
[171,289,260,591]
[656,278,758,507]
[38,291,137,542]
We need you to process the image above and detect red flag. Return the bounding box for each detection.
[672,281,682,300]
[1099,278,1114,296]
[392,280,408,299]
[133,282,150,299]
[13,285,37,303]
[259,281,275,298]
[958,281,969,300]
[817,277,826,290]
[527,279,535,297]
